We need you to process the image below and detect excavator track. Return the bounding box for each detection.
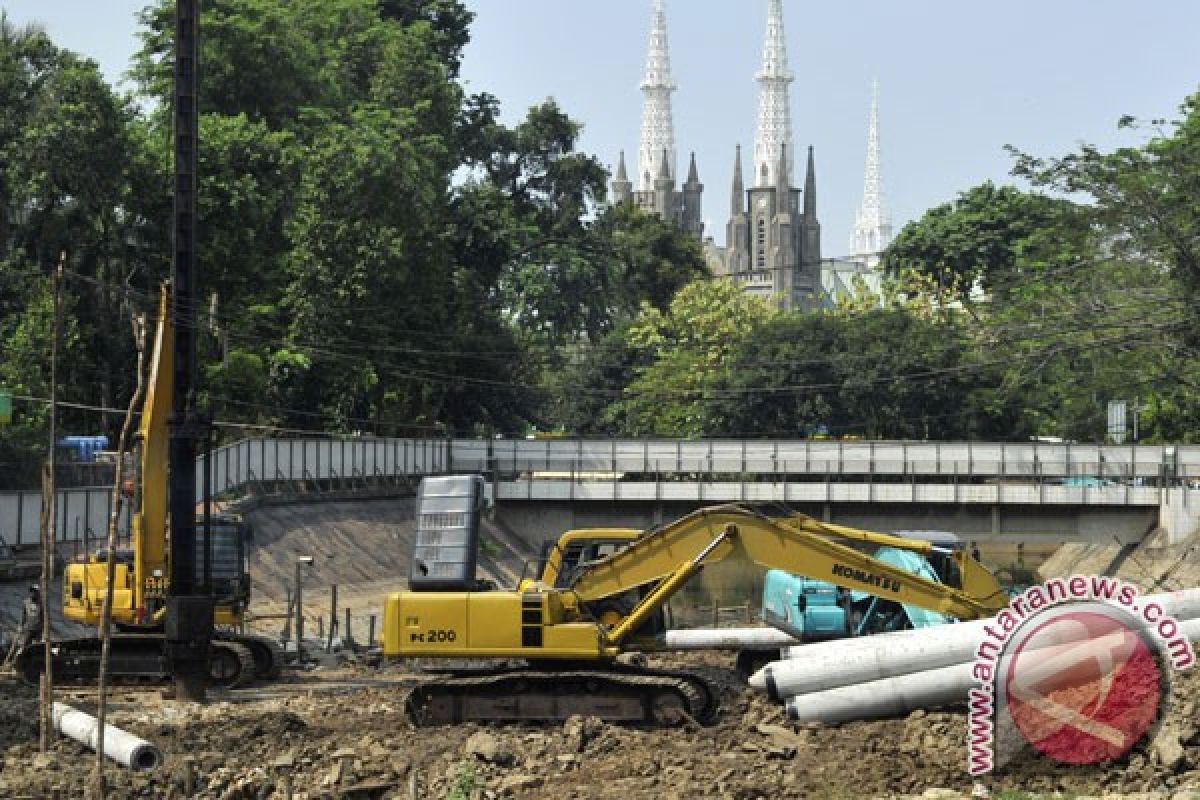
[15,635,168,686]
[209,640,257,689]
[405,664,718,727]
[15,635,261,689]
[228,633,284,680]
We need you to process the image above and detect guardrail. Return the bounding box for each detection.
[0,437,450,549]
[454,439,1200,482]
[4,436,1197,549]
[202,437,448,496]
[495,479,1163,507]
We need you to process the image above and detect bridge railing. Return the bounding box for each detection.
[0,486,130,552]
[201,437,449,496]
[453,439,1200,483]
[0,437,451,550]
[5,437,1197,549]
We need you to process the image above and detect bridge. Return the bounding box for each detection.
[2,437,1198,554]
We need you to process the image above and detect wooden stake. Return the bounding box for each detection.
[91,311,148,797]
[326,584,338,653]
[40,257,64,753]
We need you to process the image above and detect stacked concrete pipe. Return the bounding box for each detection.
[749,588,1200,724]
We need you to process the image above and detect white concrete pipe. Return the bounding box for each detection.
[783,617,1200,724]
[654,627,800,651]
[52,703,163,772]
[753,587,1200,700]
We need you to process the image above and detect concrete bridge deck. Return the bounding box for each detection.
[2,437,1198,551]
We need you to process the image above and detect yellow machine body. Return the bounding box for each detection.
[383,506,1009,662]
[61,285,243,632]
[384,590,604,659]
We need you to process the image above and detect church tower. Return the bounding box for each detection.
[722,0,821,310]
[852,80,893,266]
[613,0,703,239]
[753,0,794,189]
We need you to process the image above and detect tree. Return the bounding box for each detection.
[705,309,992,440]
[0,22,154,479]
[882,182,1088,307]
[604,280,778,437]
[1011,93,1200,341]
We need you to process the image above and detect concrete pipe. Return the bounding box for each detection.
[654,627,800,651]
[52,703,163,772]
[753,587,1200,700]
[783,617,1200,724]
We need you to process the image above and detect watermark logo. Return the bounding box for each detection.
[967,578,1195,775]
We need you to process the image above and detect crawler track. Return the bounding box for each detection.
[14,634,274,689]
[405,664,718,726]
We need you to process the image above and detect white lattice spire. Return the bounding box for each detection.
[638,0,677,192]
[753,0,794,189]
[853,79,893,257]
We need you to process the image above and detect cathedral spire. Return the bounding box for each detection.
[731,144,745,216]
[775,143,790,216]
[612,150,632,204]
[804,145,817,219]
[753,0,794,188]
[853,79,892,258]
[638,0,677,192]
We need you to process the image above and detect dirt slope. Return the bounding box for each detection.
[1040,528,1200,590]
[241,497,528,635]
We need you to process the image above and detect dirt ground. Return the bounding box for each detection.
[1,649,1198,800]
[2,500,1197,799]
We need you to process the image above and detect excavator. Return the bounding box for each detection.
[14,285,281,688]
[383,475,1010,725]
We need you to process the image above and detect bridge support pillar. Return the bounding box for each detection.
[1160,488,1200,547]
[991,505,1001,537]
[822,504,832,523]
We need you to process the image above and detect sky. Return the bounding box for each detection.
[4,0,1199,255]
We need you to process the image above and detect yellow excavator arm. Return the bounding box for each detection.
[384,503,1008,662]
[568,505,1009,648]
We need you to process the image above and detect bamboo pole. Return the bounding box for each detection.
[326,585,338,653]
[90,312,148,799]
[40,257,64,753]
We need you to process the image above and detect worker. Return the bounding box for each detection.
[18,584,42,650]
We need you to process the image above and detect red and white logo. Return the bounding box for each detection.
[1001,608,1163,765]
[966,579,1194,776]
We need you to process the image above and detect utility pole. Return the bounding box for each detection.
[165,0,212,703]
[39,256,64,752]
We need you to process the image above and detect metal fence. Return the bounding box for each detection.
[0,437,450,549]
[202,437,449,496]
[452,439,1200,482]
[4,437,1198,548]
[0,487,129,551]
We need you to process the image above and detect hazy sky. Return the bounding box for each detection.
[5,1,1199,254]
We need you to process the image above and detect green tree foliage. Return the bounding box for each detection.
[1011,94,1200,341]
[703,310,999,440]
[882,182,1088,306]
[0,17,150,484]
[603,280,778,437]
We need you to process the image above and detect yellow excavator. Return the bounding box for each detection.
[15,285,280,688]
[383,476,1009,725]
